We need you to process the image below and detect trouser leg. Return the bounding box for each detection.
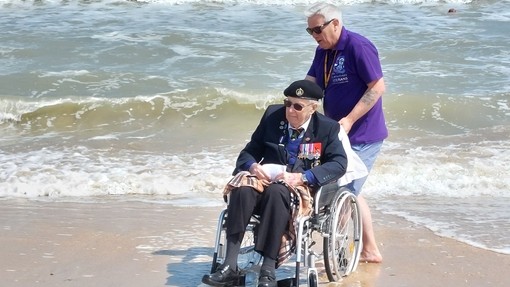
[225,186,260,235]
[254,183,291,261]
[223,186,260,268]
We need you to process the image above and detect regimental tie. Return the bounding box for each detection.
[290,128,304,141]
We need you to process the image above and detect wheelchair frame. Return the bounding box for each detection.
[208,184,362,287]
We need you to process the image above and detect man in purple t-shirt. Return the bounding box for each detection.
[304,2,387,264]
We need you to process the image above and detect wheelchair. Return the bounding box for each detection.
[208,183,363,287]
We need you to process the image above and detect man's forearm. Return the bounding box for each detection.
[346,78,385,123]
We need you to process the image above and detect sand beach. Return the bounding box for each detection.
[1,199,508,287]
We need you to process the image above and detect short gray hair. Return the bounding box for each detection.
[304,2,343,24]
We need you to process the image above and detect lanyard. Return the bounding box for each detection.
[323,50,338,89]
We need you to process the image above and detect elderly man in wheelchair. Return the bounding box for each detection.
[202,80,365,287]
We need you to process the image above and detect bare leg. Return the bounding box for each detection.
[358,195,383,263]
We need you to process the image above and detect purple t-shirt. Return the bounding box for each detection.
[307,27,388,144]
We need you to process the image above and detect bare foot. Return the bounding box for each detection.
[359,250,383,263]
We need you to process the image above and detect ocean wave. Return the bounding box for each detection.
[0,145,236,199]
[367,129,510,198]
[2,91,509,139]
[0,0,480,8]
[1,127,509,200]
[0,89,275,127]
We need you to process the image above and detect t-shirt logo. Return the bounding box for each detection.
[334,56,345,74]
[332,55,348,84]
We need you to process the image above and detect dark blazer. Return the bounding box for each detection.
[233,104,348,187]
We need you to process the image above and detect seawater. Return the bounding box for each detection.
[0,0,509,255]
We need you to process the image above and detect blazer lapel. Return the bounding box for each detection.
[303,113,318,143]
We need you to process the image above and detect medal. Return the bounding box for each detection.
[298,143,322,161]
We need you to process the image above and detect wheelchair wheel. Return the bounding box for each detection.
[210,210,262,273]
[308,270,318,287]
[323,189,362,281]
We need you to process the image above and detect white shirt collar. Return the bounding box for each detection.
[289,116,311,132]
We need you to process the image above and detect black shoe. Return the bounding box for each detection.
[257,269,276,287]
[201,264,239,286]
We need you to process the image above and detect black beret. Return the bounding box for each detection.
[284,80,323,100]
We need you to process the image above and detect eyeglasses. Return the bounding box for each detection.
[283,99,312,111]
[306,19,334,35]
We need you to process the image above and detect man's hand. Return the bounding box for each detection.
[249,163,271,185]
[339,118,354,134]
[274,172,306,187]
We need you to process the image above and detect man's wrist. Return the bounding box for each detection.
[242,160,256,172]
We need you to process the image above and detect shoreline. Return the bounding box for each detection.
[1,199,508,286]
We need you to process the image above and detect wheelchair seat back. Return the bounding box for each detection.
[314,183,345,214]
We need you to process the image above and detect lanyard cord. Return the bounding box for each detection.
[323,50,338,89]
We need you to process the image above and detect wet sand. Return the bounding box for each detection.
[1,199,509,287]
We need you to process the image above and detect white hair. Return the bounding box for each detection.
[304,2,343,24]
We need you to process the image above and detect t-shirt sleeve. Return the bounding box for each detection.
[354,42,383,84]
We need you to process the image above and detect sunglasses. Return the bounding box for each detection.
[306,19,334,35]
[283,99,313,111]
